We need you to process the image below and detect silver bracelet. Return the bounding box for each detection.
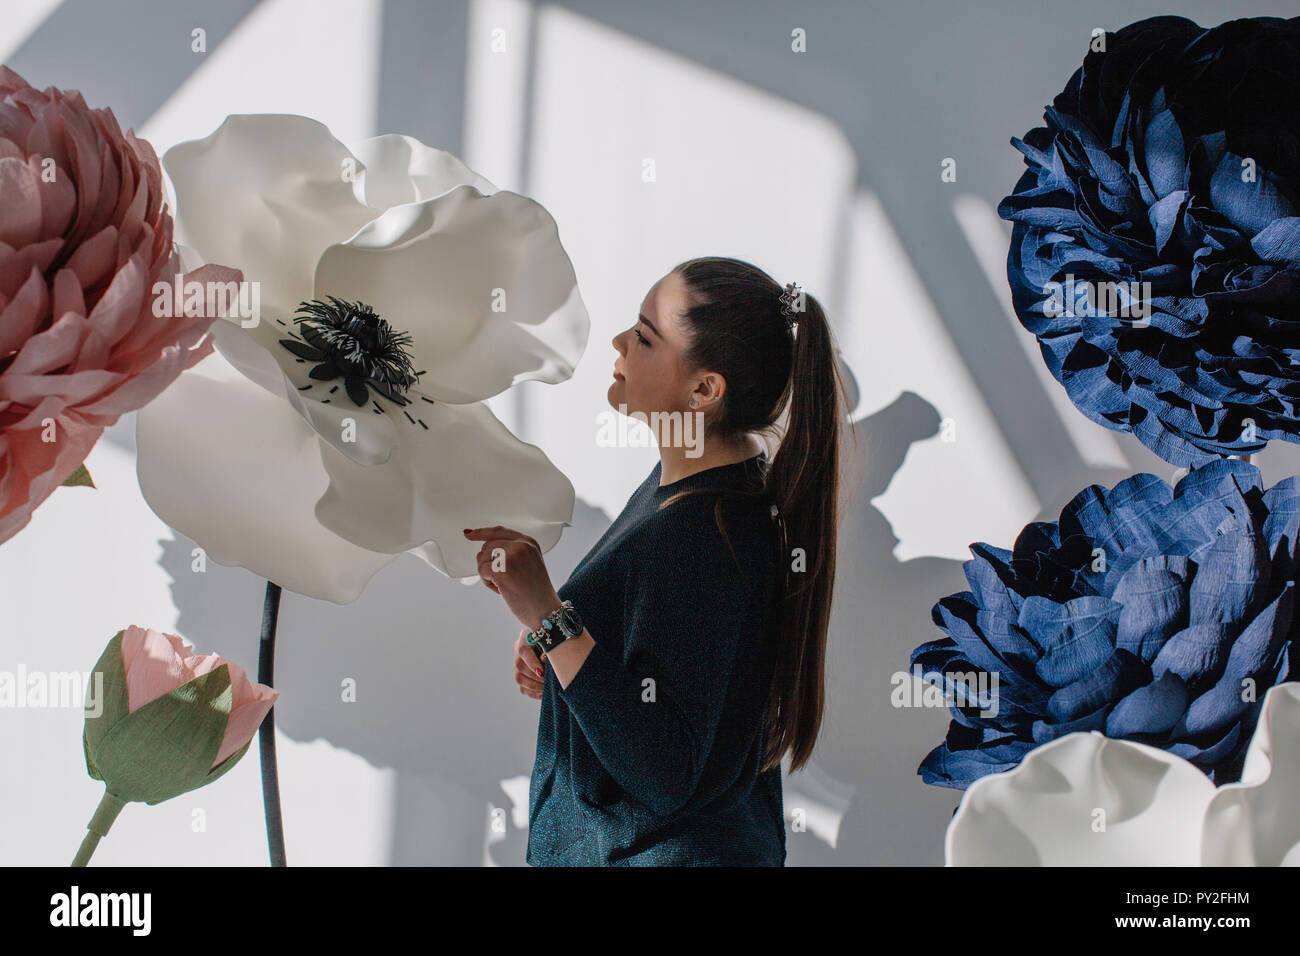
[526,599,581,650]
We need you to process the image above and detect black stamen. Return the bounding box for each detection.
[280,297,424,409]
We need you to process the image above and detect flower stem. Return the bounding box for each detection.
[71,791,126,866]
[258,580,286,867]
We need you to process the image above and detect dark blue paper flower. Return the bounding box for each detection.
[910,458,1298,790]
[999,15,1300,467]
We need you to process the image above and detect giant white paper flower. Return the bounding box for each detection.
[946,681,1300,865]
[136,115,589,604]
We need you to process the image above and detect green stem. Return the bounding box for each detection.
[71,791,126,867]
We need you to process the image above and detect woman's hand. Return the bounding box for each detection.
[463,525,563,631]
[514,628,546,699]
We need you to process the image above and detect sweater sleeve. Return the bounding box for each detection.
[556,497,755,816]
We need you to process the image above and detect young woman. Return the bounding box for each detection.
[464,256,847,865]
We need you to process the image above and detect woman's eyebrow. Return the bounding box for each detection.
[638,313,663,338]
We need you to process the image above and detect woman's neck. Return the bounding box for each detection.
[658,432,762,487]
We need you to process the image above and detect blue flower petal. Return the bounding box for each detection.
[1210,151,1297,236]
[1046,648,1149,721]
[1031,702,1112,743]
[1105,671,1190,735]
[1167,720,1242,767]
[1262,475,1300,567]
[917,740,1035,790]
[930,596,1015,676]
[1181,582,1294,735]
[1186,530,1269,629]
[963,546,1021,620]
[1061,471,1172,551]
[1250,217,1300,268]
[1112,555,1192,661]
[1024,595,1122,686]
[1143,107,1187,198]
[1150,622,1231,686]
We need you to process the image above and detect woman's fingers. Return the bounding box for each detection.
[515,665,543,694]
[465,526,537,548]
[514,630,545,698]
[515,656,543,697]
[515,630,544,671]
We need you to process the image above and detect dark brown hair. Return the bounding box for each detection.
[658,256,850,774]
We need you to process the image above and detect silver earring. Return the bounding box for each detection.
[689,398,698,408]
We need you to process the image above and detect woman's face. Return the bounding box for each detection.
[609,270,722,420]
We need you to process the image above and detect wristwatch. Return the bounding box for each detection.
[527,599,582,651]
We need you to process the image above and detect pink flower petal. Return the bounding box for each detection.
[74,253,146,372]
[120,626,193,713]
[7,310,87,376]
[63,224,118,293]
[0,266,48,356]
[214,656,277,768]
[0,156,41,248]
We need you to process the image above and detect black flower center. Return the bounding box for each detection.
[279,297,425,409]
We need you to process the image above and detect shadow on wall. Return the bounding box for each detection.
[159,387,984,865]
[789,391,966,866]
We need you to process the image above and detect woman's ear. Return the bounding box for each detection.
[691,371,726,411]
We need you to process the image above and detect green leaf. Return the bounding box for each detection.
[91,664,233,805]
[83,729,102,782]
[61,464,95,488]
[83,630,129,761]
[205,737,253,787]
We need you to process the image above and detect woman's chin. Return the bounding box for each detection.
[606,381,626,409]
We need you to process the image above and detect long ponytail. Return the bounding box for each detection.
[761,290,846,772]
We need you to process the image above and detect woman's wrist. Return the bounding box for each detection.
[529,593,564,632]
[546,629,594,690]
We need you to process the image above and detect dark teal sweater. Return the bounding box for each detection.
[526,451,786,866]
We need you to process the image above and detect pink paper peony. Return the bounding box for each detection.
[0,65,240,544]
[119,625,277,769]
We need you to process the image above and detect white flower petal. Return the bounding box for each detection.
[313,398,574,578]
[946,731,1217,866]
[162,114,376,316]
[208,318,401,466]
[136,347,399,605]
[314,185,590,404]
[208,316,291,399]
[349,133,497,209]
[1202,682,1300,866]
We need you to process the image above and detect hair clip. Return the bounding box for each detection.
[779,282,802,332]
